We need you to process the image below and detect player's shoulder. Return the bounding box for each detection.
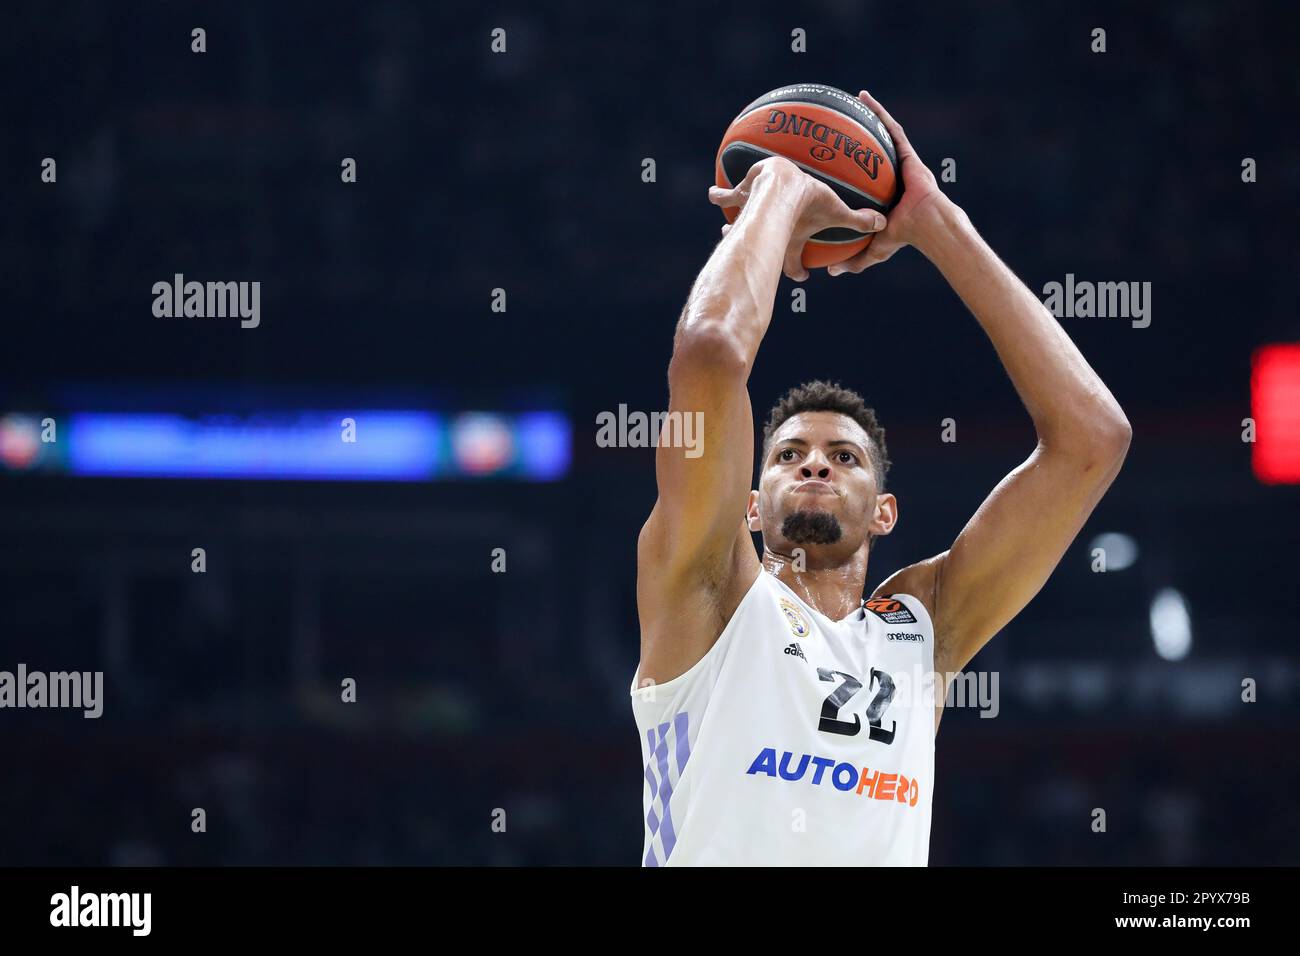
[870,553,945,627]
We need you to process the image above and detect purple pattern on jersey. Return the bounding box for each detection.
[643,711,692,866]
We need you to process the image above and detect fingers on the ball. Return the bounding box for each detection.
[832,242,893,275]
[858,90,910,151]
[865,246,898,270]
[858,210,888,233]
[839,258,874,276]
[707,186,731,205]
[829,256,868,277]
[784,251,809,282]
[858,89,895,129]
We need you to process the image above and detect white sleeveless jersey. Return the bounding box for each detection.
[630,568,936,866]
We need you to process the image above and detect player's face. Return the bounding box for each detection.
[752,411,892,562]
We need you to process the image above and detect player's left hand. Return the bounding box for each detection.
[827,90,949,275]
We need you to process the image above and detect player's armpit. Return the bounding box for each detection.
[636,517,756,686]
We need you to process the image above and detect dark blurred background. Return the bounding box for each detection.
[1,0,1298,865]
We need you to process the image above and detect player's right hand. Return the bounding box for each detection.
[708,156,887,282]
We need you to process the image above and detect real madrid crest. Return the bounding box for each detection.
[778,597,811,639]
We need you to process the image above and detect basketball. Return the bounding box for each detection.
[715,83,901,268]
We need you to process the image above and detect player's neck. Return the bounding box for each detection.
[762,547,868,622]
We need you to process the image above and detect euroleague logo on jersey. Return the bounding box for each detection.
[778,598,811,639]
[865,597,918,625]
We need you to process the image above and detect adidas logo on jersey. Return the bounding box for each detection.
[783,642,807,662]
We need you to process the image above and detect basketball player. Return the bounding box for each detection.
[631,91,1130,866]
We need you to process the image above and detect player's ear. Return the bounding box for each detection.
[746,489,762,532]
[869,492,898,538]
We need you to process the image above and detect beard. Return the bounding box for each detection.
[781,509,843,545]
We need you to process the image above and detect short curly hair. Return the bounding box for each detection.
[761,380,891,490]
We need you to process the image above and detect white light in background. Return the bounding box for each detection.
[1150,588,1192,661]
[1089,532,1139,571]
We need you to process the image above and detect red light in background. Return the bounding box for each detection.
[1251,344,1300,484]
[0,415,42,470]
[452,413,514,475]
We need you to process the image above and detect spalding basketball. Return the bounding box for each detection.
[715,83,900,268]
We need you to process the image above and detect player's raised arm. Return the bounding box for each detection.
[637,157,886,683]
[850,91,1132,676]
